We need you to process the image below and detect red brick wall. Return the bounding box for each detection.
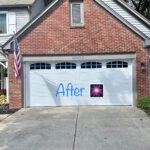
[8,0,149,108]
[8,54,22,108]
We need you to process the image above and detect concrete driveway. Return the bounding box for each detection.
[0,106,150,150]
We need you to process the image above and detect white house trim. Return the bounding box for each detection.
[0,11,8,36]
[23,54,136,62]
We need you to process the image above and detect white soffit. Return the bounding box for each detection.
[0,0,35,6]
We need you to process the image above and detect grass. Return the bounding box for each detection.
[137,96,150,116]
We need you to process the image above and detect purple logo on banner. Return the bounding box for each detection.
[90,84,103,97]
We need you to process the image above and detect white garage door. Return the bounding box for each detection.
[25,60,133,106]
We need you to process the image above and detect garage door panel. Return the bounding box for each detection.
[26,60,133,106]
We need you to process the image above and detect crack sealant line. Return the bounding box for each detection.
[72,106,79,150]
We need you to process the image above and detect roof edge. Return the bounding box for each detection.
[116,0,150,28]
[0,0,36,7]
[0,5,31,8]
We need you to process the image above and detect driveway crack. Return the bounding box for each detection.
[72,106,79,150]
[0,114,13,122]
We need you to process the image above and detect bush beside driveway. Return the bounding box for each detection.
[137,97,150,115]
[0,106,150,150]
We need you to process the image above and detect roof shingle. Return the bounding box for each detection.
[0,0,35,6]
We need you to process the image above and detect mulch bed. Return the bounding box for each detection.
[0,104,19,114]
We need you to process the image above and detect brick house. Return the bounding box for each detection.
[2,0,150,108]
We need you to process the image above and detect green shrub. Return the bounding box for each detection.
[137,96,150,110]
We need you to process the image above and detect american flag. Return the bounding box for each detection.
[13,35,22,78]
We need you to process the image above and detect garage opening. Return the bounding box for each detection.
[24,59,133,107]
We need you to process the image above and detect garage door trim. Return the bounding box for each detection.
[23,54,135,62]
[23,54,136,107]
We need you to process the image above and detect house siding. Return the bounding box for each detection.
[16,9,30,31]
[30,0,46,19]
[0,8,30,45]
[8,0,149,108]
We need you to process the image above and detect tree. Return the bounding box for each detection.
[124,0,150,20]
[47,0,54,4]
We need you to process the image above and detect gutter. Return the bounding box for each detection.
[0,4,33,8]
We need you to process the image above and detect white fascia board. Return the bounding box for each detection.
[23,54,136,62]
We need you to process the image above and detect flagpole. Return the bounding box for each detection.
[12,33,24,108]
